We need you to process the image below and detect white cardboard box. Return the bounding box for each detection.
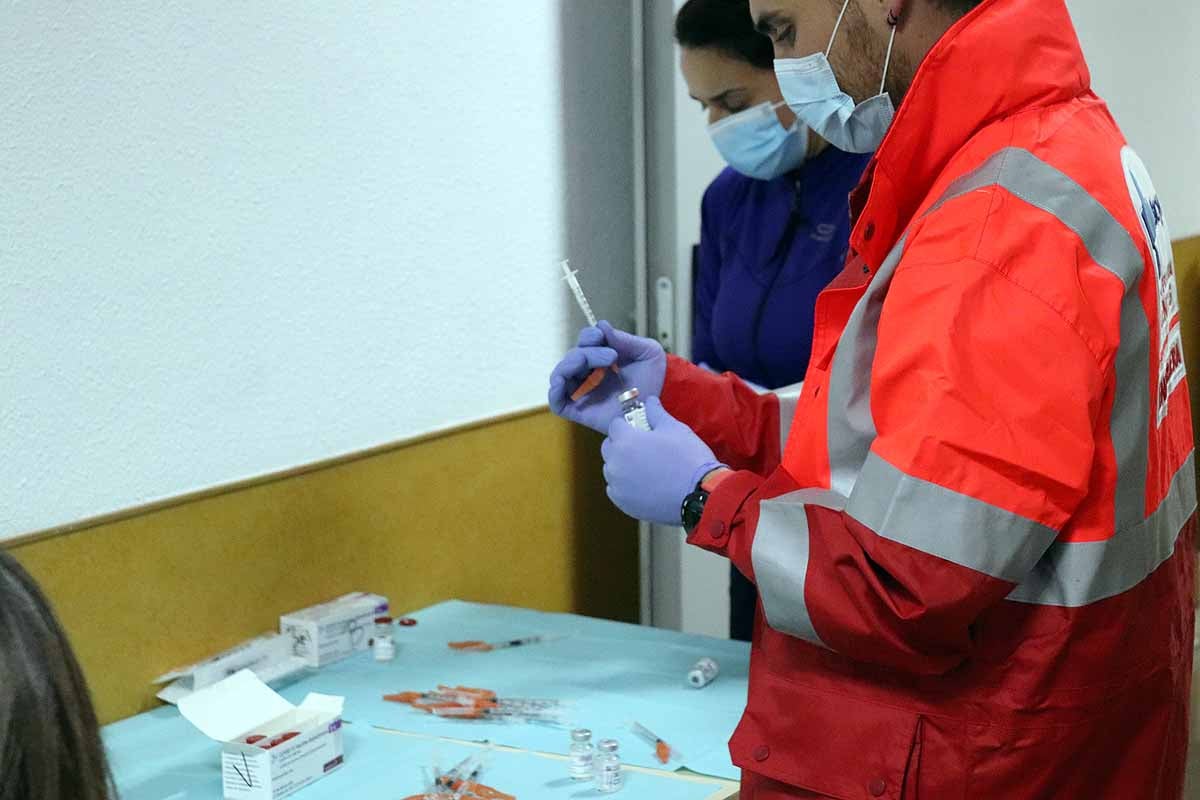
[280,592,388,668]
[153,633,309,705]
[179,669,345,800]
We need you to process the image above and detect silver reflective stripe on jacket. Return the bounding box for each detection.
[847,451,1060,583]
[772,381,804,453]
[1007,452,1196,606]
[825,236,907,499]
[752,489,846,648]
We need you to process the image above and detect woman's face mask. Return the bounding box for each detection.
[707,101,810,180]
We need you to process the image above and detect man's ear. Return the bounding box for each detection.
[886,0,908,27]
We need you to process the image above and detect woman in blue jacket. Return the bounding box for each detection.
[675,0,870,641]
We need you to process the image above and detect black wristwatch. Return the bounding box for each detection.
[681,484,710,534]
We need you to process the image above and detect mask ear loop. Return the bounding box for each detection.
[826,0,853,57]
[880,0,907,94]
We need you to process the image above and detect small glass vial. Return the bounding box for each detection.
[687,656,720,688]
[594,738,623,794]
[372,616,395,662]
[619,388,652,431]
[568,728,595,781]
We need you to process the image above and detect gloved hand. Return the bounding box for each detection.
[601,396,724,526]
[548,321,667,434]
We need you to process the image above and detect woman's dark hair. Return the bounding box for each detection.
[675,0,775,70]
[0,550,114,800]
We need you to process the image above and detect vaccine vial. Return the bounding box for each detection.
[568,728,595,781]
[372,616,396,662]
[619,388,652,431]
[687,656,720,688]
[594,739,623,794]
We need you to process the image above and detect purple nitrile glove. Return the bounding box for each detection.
[600,396,724,526]
[548,321,667,434]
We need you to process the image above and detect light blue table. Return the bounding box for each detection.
[104,601,749,799]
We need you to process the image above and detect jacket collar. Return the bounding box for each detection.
[850,0,1092,267]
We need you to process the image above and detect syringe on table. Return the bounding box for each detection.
[560,261,652,431]
[628,720,680,765]
[448,634,562,652]
[384,685,565,724]
[405,751,515,800]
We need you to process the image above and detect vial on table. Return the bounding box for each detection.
[595,738,623,794]
[568,728,595,781]
[372,616,396,662]
[619,388,652,432]
[687,657,719,688]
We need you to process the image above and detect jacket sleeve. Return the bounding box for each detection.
[687,253,1104,675]
[662,355,789,478]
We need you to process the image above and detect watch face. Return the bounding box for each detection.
[682,489,709,532]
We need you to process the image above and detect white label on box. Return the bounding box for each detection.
[178,671,345,800]
[220,721,344,800]
[280,593,388,668]
[222,750,270,799]
[265,721,344,798]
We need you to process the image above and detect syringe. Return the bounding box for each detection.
[628,720,678,764]
[448,634,564,652]
[561,261,597,327]
[560,260,614,402]
[558,260,653,431]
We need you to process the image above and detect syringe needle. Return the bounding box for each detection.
[561,260,598,327]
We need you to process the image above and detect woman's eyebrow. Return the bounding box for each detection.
[689,88,745,105]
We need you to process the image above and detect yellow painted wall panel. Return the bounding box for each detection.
[1174,237,1200,458]
[1169,237,1200,798]
[8,411,637,724]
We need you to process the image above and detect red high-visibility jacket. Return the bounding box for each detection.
[664,1,1197,797]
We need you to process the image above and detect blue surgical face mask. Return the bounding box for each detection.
[707,101,810,180]
[773,0,897,154]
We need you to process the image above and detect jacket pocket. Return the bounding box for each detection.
[730,669,925,800]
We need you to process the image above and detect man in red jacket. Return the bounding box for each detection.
[549,0,1195,796]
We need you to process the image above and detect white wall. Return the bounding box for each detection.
[0,2,634,539]
[652,0,1200,637]
[1067,0,1200,238]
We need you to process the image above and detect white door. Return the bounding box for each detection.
[637,0,730,638]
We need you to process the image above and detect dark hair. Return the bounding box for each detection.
[0,550,114,800]
[937,0,986,17]
[675,0,774,70]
